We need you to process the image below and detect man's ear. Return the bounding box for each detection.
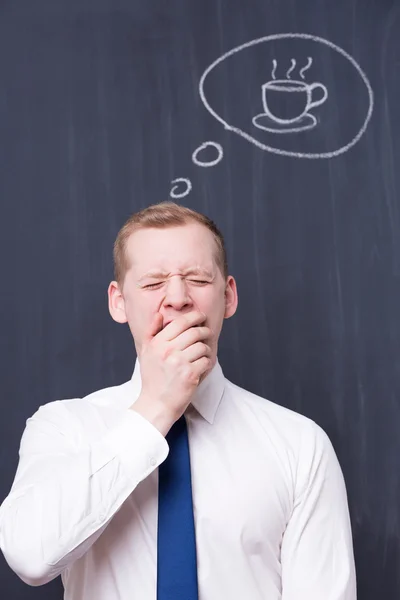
[224,275,238,319]
[108,281,128,324]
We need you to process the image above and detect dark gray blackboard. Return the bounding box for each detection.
[1,1,400,598]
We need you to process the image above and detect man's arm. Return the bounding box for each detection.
[0,309,212,588]
[280,421,357,600]
[0,401,168,586]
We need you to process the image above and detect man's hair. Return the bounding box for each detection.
[113,201,229,285]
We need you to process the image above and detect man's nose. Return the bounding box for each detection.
[163,276,192,310]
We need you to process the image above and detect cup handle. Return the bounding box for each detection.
[308,83,328,111]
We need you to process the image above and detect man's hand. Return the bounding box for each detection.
[130,311,212,435]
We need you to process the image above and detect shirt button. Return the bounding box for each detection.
[150,457,157,467]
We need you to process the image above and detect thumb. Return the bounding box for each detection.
[144,312,164,342]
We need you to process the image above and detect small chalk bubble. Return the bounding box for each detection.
[192,141,223,167]
[170,177,192,199]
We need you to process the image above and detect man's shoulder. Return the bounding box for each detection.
[224,379,338,483]
[83,380,133,407]
[224,378,327,445]
[32,380,133,421]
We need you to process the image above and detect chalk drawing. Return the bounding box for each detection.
[199,34,374,159]
[252,68,328,134]
[299,57,313,79]
[192,141,224,167]
[170,177,192,199]
[286,58,296,79]
[169,142,222,198]
[271,59,278,80]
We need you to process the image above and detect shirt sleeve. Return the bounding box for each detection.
[280,421,357,600]
[0,400,169,587]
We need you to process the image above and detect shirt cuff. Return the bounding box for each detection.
[101,410,169,480]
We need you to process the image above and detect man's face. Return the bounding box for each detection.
[108,223,238,365]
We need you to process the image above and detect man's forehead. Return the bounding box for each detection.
[127,223,213,244]
[125,226,219,274]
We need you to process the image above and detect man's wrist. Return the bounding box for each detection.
[129,394,176,437]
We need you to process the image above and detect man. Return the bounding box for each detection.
[0,201,356,599]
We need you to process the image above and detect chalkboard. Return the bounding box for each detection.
[1,1,399,598]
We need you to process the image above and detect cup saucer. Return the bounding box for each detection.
[252,112,317,133]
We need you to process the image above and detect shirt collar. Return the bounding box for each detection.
[130,357,225,424]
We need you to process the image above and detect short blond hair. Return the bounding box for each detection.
[113,201,229,285]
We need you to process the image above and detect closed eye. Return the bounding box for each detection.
[143,279,210,289]
[144,282,164,289]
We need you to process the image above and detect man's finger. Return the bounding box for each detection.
[144,312,164,343]
[160,311,206,342]
[171,326,212,351]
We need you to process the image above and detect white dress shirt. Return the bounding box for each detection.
[0,359,356,599]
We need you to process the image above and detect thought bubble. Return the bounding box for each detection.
[171,32,371,199]
[170,178,192,199]
[169,141,223,199]
[192,141,224,167]
[198,33,374,159]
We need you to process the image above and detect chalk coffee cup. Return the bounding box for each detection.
[261,79,328,124]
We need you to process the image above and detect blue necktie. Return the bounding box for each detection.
[157,415,199,600]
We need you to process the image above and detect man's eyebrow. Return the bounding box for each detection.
[137,267,214,282]
[182,267,214,278]
[137,271,168,282]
